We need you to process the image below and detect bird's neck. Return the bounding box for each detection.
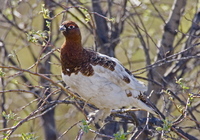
[61,39,83,64]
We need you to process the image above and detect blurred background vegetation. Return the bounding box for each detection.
[0,0,200,140]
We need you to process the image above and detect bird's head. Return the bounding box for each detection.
[59,21,81,41]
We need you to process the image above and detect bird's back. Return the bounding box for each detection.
[62,49,151,110]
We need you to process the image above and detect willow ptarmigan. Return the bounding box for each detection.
[59,21,157,122]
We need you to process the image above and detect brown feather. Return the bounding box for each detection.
[60,21,116,76]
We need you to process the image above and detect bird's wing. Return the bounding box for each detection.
[90,53,147,97]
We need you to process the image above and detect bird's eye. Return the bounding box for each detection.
[68,25,75,29]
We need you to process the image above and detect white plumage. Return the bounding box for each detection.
[59,21,157,122]
[62,53,156,121]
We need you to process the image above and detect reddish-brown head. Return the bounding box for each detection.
[60,21,83,67]
[59,21,81,42]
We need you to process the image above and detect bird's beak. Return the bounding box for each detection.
[59,25,66,31]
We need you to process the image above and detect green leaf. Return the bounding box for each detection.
[114,132,127,140]
[22,133,38,140]
[156,127,163,131]
[175,78,189,90]
[26,30,48,43]
[109,18,115,23]
[46,20,51,29]
[163,119,172,131]
[26,33,38,43]
[156,119,172,132]
[39,4,50,19]
[42,41,46,46]
[187,93,194,107]
[2,110,16,120]
[0,69,5,77]
[80,120,91,133]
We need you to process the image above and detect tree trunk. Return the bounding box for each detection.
[148,0,187,104]
[39,1,57,139]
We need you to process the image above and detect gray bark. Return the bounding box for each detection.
[148,0,187,104]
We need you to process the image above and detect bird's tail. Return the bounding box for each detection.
[144,98,165,119]
[135,97,165,119]
[134,94,165,119]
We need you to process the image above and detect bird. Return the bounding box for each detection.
[59,20,158,122]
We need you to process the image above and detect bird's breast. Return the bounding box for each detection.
[61,71,132,108]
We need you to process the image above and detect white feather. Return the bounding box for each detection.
[62,54,156,120]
